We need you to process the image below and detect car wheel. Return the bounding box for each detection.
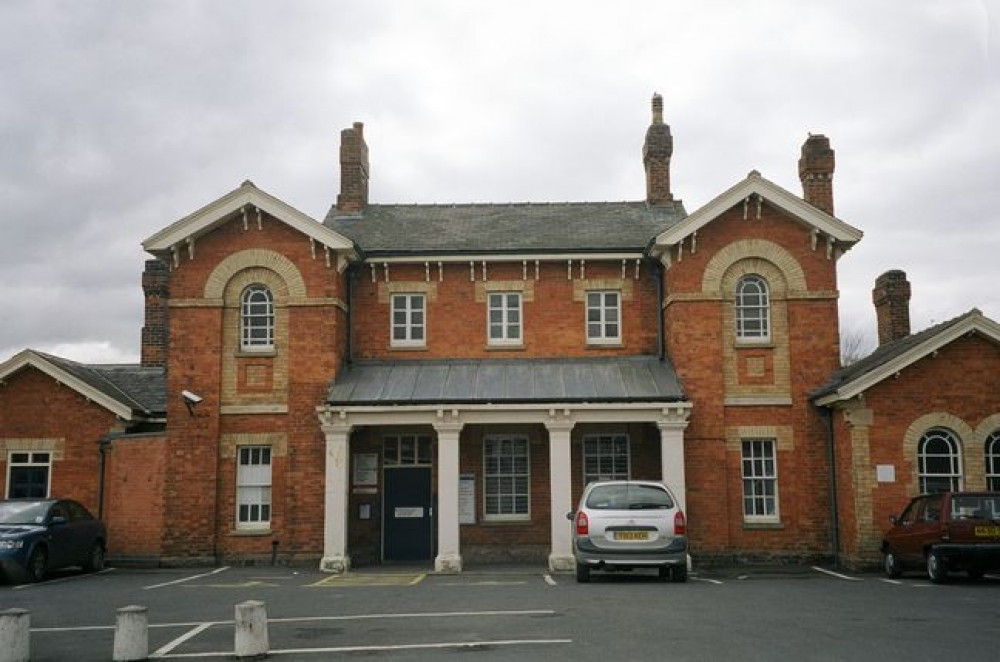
[83,542,105,572]
[26,547,48,583]
[575,563,591,583]
[927,548,948,584]
[883,550,902,579]
[670,564,688,583]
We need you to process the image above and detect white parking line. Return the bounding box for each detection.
[812,566,863,581]
[13,567,115,590]
[151,622,214,658]
[543,573,557,586]
[143,566,230,590]
[155,638,572,658]
[691,576,724,585]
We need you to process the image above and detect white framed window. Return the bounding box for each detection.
[241,284,274,351]
[6,452,51,498]
[488,292,522,345]
[383,434,433,466]
[586,290,621,344]
[483,435,530,520]
[918,428,963,493]
[735,275,770,342]
[237,446,272,528]
[741,439,779,521]
[987,430,1000,491]
[391,294,426,347]
[583,434,630,483]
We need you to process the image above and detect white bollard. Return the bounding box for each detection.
[113,605,149,662]
[234,600,269,658]
[0,608,30,662]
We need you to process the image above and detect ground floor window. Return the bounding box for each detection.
[582,433,630,483]
[741,439,778,521]
[6,452,50,498]
[986,430,1000,491]
[237,446,271,528]
[483,435,530,520]
[918,428,962,493]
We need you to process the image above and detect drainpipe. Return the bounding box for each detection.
[821,405,841,567]
[97,434,114,520]
[655,261,665,361]
[345,266,353,363]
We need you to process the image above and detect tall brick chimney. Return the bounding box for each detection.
[141,259,170,368]
[337,121,369,213]
[643,93,673,205]
[872,270,911,346]
[798,133,835,216]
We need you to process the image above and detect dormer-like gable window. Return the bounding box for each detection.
[241,284,275,351]
[735,274,770,342]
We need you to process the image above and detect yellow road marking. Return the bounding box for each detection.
[310,573,426,587]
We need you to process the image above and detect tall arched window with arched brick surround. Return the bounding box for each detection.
[986,430,1000,491]
[918,427,963,493]
[735,274,770,343]
[241,284,275,351]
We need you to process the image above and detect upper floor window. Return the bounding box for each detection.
[241,284,274,351]
[488,292,522,345]
[986,430,1000,491]
[918,428,962,493]
[391,294,426,347]
[583,434,630,483]
[6,452,51,498]
[735,275,770,342]
[586,290,621,344]
[741,439,779,521]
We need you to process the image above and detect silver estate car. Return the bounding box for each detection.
[568,480,688,583]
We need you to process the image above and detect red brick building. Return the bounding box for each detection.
[3,96,996,571]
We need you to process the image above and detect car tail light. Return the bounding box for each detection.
[575,511,589,535]
[674,511,687,535]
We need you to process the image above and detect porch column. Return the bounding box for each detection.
[434,422,463,573]
[546,419,575,572]
[319,416,352,573]
[657,409,691,513]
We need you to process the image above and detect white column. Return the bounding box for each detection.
[546,420,575,572]
[320,417,352,573]
[434,423,463,573]
[658,413,690,514]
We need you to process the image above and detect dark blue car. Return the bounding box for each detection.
[0,499,107,583]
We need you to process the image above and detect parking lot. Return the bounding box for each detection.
[3,564,1000,661]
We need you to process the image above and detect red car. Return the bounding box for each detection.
[882,492,1000,582]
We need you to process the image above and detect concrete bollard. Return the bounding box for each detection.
[113,605,149,662]
[234,600,269,658]
[0,608,30,662]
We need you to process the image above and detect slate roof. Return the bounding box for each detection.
[323,201,687,256]
[32,351,166,416]
[325,356,685,406]
[811,310,982,402]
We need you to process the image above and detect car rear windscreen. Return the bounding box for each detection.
[586,484,674,510]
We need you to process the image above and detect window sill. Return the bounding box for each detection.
[742,521,784,531]
[481,518,532,525]
[734,340,774,349]
[586,342,624,349]
[486,344,525,351]
[236,349,277,358]
[230,528,273,537]
[389,345,428,351]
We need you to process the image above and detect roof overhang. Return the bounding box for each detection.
[142,181,359,269]
[649,171,863,264]
[814,311,1000,406]
[0,350,138,420]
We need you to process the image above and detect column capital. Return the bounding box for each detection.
[317,408,353,437]
[656,404,692,430]
[544,408,575,432]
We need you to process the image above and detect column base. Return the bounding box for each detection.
[548,553,575,572]
[434,553,463,574]
[320,555,350,574]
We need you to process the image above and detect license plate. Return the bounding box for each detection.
[615,531,649,541]
[974,526,1000,537]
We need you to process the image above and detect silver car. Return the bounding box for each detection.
[568,480,688,583]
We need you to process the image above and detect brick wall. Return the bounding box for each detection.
[103,434,167,561]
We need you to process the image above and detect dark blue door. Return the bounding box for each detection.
[384,467,433,561]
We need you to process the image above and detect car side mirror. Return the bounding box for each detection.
[49,516,68,527]
[566,511,575,521]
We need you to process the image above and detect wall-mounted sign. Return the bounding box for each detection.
[353,453,378,494]
[459,473,476,525]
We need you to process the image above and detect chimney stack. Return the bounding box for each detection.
[643,93,673,205]
[141,259,170,368]
[872,270,911,346]
[337,121,369,213]
[798,133,835,216]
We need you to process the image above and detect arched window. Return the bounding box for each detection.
[986,430,1000,491]
[917,428,962,493]
[241,284,274,350]
[735,274,770,342]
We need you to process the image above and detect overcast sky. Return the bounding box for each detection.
[2,0,998,365]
